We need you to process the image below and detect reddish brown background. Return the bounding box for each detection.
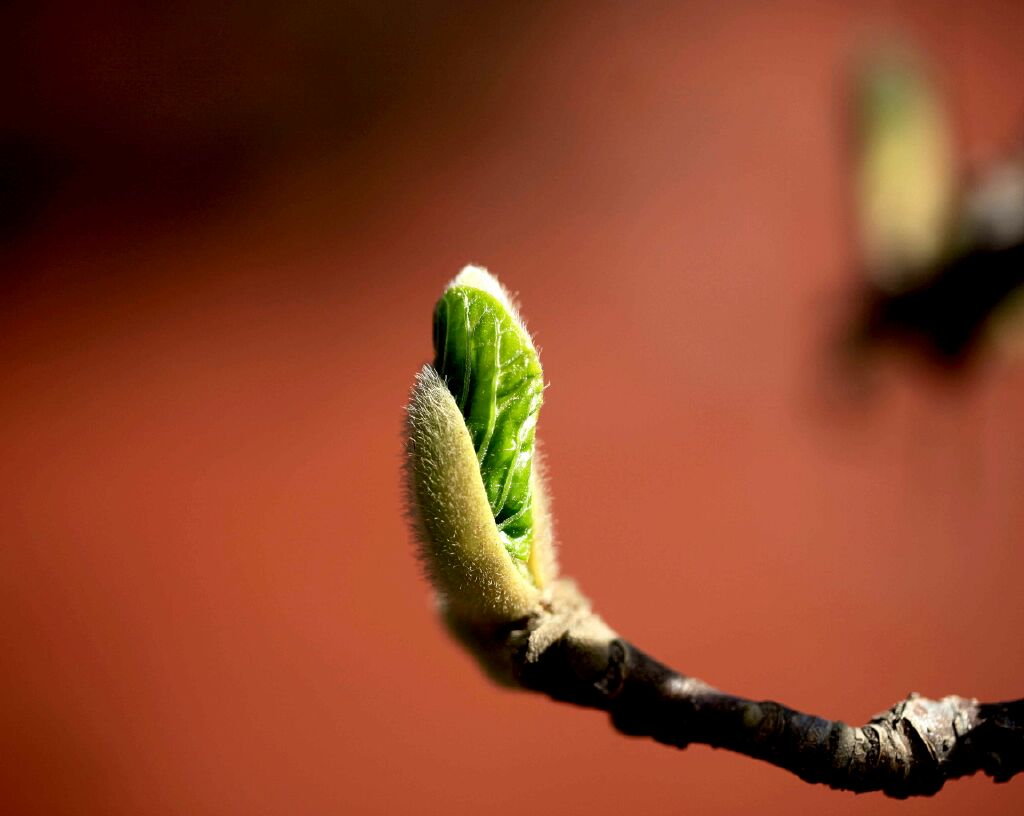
[2,2,1023,814]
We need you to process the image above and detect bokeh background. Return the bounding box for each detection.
[2,2,1023,814]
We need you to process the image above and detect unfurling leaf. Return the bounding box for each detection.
[405,266,555,623]
[433,268,544,570]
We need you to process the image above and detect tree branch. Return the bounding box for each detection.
[523,637,1022,797]
[453,585,1024,799]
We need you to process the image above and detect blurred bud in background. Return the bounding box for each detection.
[844,43,1024,373]
[854,49,954,289]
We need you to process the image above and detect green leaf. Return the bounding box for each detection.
[432,267,544,577]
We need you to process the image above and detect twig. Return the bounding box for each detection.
[453,583,1024,799]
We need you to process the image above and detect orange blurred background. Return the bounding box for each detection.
[2,2,1023,814]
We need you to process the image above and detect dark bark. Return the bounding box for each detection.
[514,635,1024,798]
